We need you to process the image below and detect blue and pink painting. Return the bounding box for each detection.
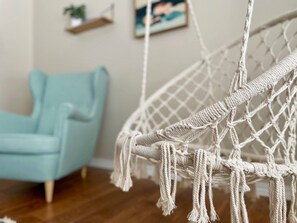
[135,0,188,37]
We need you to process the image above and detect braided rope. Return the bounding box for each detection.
[139,0,209,118]
[230,0,255,92]
[186,0,209,58]
[139,0,153,131]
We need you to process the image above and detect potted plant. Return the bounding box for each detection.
[64,4,86,27]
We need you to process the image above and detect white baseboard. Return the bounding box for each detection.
[89,157,114,170]
[89,157,155,175]
[89,158,292,200]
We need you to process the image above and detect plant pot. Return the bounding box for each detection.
[70,18,83,27]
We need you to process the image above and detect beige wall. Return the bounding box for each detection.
[2,1,296,160]
[0,0,33,114]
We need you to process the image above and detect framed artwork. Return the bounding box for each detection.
[134,0,188,38]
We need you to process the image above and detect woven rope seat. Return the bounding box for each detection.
[112,1,297,222]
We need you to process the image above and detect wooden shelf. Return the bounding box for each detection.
[66,17,113,34]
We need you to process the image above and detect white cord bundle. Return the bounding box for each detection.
[156,142,178,216]
[111,131,140,191]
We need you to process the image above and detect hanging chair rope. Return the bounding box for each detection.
[230,0,255,92]
[136,0,255,144]
[112,0,297,222]
[139,0,152,109]
[137,0,153,132]
[138,0,210,120]
[186,0,209,58]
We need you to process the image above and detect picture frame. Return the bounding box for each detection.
[134,0,189,38]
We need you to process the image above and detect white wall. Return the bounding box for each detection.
[0,0,33,114]
[33,0,297,160]
[11,0,297,160]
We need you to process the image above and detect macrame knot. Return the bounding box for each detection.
[266,162,279,178]
[157,142,178,216]
[227,121,235,129]
[244,112,252,120]
[266,151,276,167]
[266,97,274,104]
[238,62,247,75]
[111,131,141,192]
[253,163,267,178]
[155,129,167,141]
[230,147,242,160]
[230,67,247,93]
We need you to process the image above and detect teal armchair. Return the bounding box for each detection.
[0,66,108,202]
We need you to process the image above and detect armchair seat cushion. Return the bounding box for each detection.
[0,134,60,154]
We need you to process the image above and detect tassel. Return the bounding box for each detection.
[111,131,140,192]
[188,149,209,223]
[208,163,219,221]
[157,142,178,216]
[289,175,297,223]
[110,132,126,187]
[269,177,287,223]
[240,171,250,223]
[230,169,250,223]
[230,170,241,223]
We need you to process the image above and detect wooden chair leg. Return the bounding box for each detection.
[81,167,87,179]
[44,180,54,203]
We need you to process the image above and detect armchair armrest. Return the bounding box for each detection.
[54,103,92,136]
[0,110,36,133]
[53,103,99,178]
[60,103,92,122]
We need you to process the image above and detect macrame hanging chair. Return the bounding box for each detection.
[111,0,297,222]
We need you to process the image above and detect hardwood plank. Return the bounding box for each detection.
[0,168,277,222]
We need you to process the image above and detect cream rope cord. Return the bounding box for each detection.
[139,0,152,109]
[140,0,209,104]
[112,0,297,222]
[136,0,255,147]
[230,0,254,92]
[138,0,210,131]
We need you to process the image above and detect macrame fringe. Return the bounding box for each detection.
[111,131,140,192]
[230,169,250,223]
[157,142,178,216]
[289,175,297,223]
[188,149,218,223]
[269,176,287,223]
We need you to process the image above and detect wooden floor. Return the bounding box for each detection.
[0,168,274,223]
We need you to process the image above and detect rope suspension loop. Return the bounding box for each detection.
[138,0,212,132]
[186,0,209,58]
[139,0,152,108]
[137,0,153,132]
[139,0,210,112]
[230,0,255,93]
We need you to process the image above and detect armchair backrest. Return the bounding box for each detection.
[29,66,108,135]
